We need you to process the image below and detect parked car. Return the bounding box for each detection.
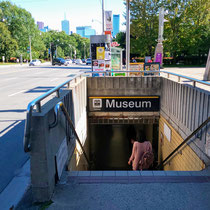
[86,58,91,65]
[75,59,82,64]
[52,58,67,66]
[29,59,41,66]
[65,59,72,65]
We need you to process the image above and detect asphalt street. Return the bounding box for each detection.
[0,63,91,193]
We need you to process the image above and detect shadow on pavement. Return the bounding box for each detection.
[0,120,29,193]
[25,86,55,93]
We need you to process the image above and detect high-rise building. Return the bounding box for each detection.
[112,14,120,38]
[61,19,70,35]
[40,26,50,33]
[37,21,44,30]
[76,26,96,38]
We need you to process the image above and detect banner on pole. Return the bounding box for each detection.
[105,11,113,31]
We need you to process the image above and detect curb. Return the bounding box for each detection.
[0,160,31,209]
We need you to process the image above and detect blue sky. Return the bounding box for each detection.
[9,0,126,34]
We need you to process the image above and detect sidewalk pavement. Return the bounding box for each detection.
[16,169,210,210]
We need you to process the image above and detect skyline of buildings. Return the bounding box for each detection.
[61,19,70,35]
[37,21,50,32]
[37,13,120,38]
[112,14,120,38]
[76,26,96,38]
[37,21,44,30]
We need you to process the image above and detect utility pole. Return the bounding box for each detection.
[84,43,86,59]
[29,36,32,62]
[126,0,130,71]
[50,43,52,64]
[102,0,105,34]
[69,44,73,59]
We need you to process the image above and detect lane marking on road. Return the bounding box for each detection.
[50,78,59,81]
[8,89,26,97]
[34,72,44,75]
[3,77,17,81]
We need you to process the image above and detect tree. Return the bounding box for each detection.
[0,22,18,61]
[130,0,160,57]
[163,0,210,63]
[115,32,126,49]
[0,1,45,60]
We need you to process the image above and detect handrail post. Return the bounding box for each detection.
[56,89,60,98]
[156,117,210,169]
[36,102,41,113]
[59,102,91,167]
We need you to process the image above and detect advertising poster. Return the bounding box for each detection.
[96,47,105,60]
[155,53,162,65]
[105,11,113,31]
[93,60,104,77]
[105,60,111,70]
[129,63,144,76]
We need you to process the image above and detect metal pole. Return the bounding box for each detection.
[84,43,86,59]
[102,0,105,34]
[126,0,130,71]
[29,36,32,62]
[50,43,52,64]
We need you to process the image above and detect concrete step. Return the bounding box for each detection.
[67,170,210,184]
[47,170,210,210]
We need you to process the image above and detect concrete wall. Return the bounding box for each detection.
[160,79,210,168]
[159,116,205,171]
[30,90,75,202]
[87,77,162,96]
[87,77,161,121]
[68,77,89,171]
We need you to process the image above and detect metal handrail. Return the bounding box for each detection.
[156,117,210,169]
[84,70,210,87]
[24,70,210,152]
[23,72,83,152]
[56,102,91,167]
[161,71,210,87]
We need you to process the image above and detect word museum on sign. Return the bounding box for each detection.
[90,96,160,112]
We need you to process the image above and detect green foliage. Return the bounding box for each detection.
[0,22,18,61]
[0,1,45,60]
[115,32,126,49]
[129,0,210,62]
[130,0,159,56]
[0,1,91,62]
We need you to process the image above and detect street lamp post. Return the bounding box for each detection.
[29,36,32,62]
[50,43,52,63]
[154,7,166,67]
[102,0,105,34]
[83,43,86,59]
[125,0,131,71]
[69,44,72,59]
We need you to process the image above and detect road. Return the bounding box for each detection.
[0,63,91,193]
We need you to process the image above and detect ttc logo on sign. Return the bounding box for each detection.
[93,99,102,109]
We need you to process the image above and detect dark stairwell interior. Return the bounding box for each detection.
[88,123,159,170]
